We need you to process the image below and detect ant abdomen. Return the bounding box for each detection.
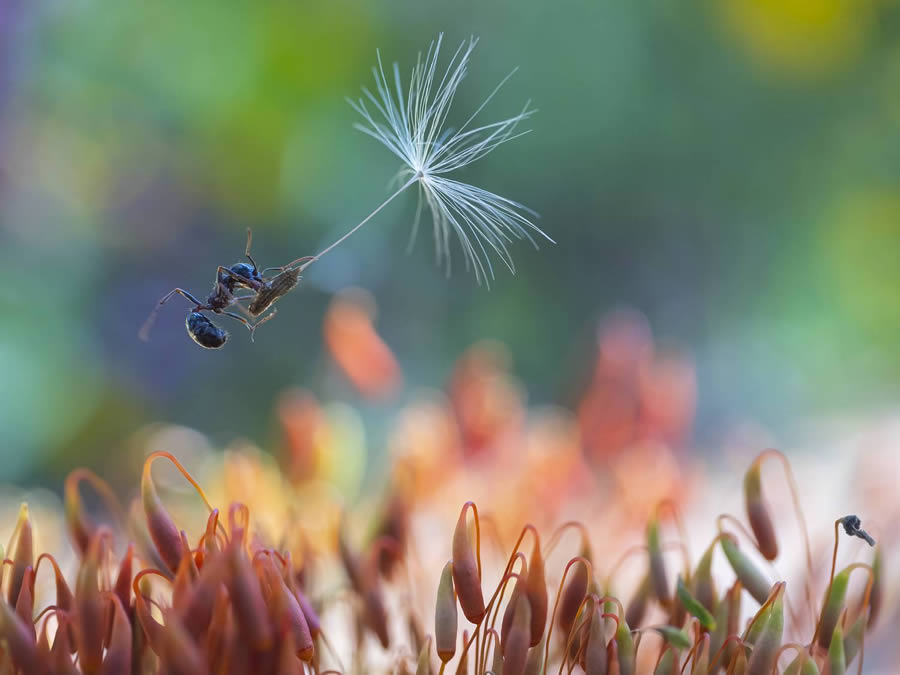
[186,311,228,349]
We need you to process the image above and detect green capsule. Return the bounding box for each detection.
[654,646,678,675]
[647,518,670,605]
[615,617,636,675]
[843,609,868,666]
[652,625,691,650]
[828,622,846,675]
[783,652,820,675]
[692,541,717,613]
[676,575,716,630]
[746,584,783,675]
[817,567,849,650]
[709,581,741,671]
[721,536,771,605]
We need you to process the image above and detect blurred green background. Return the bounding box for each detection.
[2,0,899,482]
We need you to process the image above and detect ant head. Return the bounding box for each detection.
[218,262,263,292]
[229,262,262,282]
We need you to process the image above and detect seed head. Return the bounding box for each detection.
[351,35,554,284]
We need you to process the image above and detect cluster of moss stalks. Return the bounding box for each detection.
[0,449,883,674]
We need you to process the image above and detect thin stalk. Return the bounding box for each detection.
[300,176,419,271]
[755,449,815,625]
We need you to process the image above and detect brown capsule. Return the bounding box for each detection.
[526,541,548,647]
[276,624,303,675]
[14,567,35,643]
[134,574,167,654]
[49,614,79,675]
[172,546,198,615]
[583,605,608,675]
[607,638,620,675]
[625,573,651,628]
[376,495,409,578]
[744,462,778,561]
[64,474,93,555]
[257,555,314,662]
[503,595,532,675]
[364,584,391,649]
[501,572,526,650]
[294,587,321,639]
[36,554,76,653]
[487,628,504,674]
[0,593,39,673]
[558,559,589,637]
[338,525,366,595]
[203,586,232,672]
[279,551,321,638]
[203,508,221,557]
[225,542,273,651]
[451,505,485,624]
[157,608,208,675]
[435,561,458,663]
[75,533,108,673]
[455,630,470,675]
[141,461,184,573]
[100,595,132,675]
[112,543,134,618]
[7,504,33,607]
[180,551,228,639]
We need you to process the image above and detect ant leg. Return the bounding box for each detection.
[139,288,205,341]
[261,256,316,274]
[220,309,277,343]
[244,228,259,272]
[248,308,279,341]
[230,298,256,321]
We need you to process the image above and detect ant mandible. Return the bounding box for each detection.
[139,230,314,349]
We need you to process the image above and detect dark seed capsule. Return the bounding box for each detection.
[249,268,302,316]
[186,312,228,349]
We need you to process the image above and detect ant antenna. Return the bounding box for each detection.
[261,256,316,275]
[245,228,259,272]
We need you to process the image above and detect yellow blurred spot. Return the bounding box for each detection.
[717,0,875,78]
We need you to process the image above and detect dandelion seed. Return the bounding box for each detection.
[307,35,553,285]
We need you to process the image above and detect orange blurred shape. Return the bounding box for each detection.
[388,398,460,500]
[277,389,325,483]
[323,289,401,400]
[578,309,695,462]
[637,351,696,447]
[448,341,524,458]
[613,441,686,522]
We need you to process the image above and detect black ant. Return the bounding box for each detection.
[139,230,314,349]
